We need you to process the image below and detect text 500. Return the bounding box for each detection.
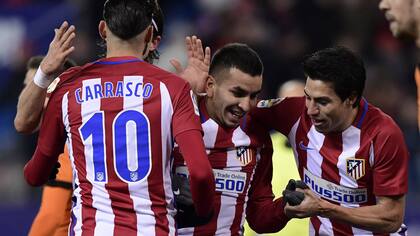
[215,178,245,193]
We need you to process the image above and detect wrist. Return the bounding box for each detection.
[33,66,53,89]
[318,198,335,218]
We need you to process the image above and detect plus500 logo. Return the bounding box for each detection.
[215,178,245,193]
[304,175,367,204]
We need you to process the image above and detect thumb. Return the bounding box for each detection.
[170,59,183,74]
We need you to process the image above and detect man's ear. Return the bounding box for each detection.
[144,25,153,45]
[346,93,358,107]
[206,75,216,97]
[98,20,107,40]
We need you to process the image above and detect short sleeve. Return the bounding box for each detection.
[172,83,203,138]
[372,126,409,196]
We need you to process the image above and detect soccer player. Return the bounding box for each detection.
[17,3,166,235]
[379,0,420,131]
[253,46,409,235]
[173,43,290,235]
[23,0,214,235]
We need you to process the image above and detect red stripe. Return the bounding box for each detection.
[100,87,137,236]
[318,133,353,235]
[319,132,341,185]
[194,125,230,235]
[67,83,96,236]
[310,216,321,236]
[230,148,256,235]
[144,80,170,235]
[355,125,377,207]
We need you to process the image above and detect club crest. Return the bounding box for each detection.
[47,77,60,93]
[236,146,253,166]
[346,158,365,180]
[257,98,284,108]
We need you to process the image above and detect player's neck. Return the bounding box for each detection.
[338,106,359,133]
[106,39,147,59]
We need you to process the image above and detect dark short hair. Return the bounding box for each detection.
[26,55,76,70]
[302,46,366,107]
[103,0,154,40]
[209,43,263,80]
[145,1,164,64]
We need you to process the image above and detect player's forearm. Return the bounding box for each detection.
[246,197,289,233]
[15,81,46,134]
[319,198,404,233]
[24,147,59,186]
[176,130,215,217]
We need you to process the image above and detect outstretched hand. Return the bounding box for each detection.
[40,21,76,77]
[170,36,211,95]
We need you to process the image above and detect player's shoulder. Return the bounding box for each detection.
[363,103,403,138]
[255,96,304,109]
[47,60,104,99]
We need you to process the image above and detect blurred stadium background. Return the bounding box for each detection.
[0,0,419,235]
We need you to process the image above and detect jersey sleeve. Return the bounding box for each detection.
[372,124,409,196]
[246,139,289,233]
[251,97,305,136]
[172,83,203,138]
[24,89,67,186]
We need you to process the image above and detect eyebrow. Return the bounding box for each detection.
[304,89,331,101]
[232,86,261,96]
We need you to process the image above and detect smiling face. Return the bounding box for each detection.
[304,77,358,134]
[379,0,417,39]
[206,68,262,128]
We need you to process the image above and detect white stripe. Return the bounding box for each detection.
[306,126,330,235]
[123,76,155,236]
[339,127,372,236]
[213,127,252,234]
[338,126,360,189]
[79,79,114,235]
[159,82,176,235]
[338,126,362,211]
[317,216,333,236]
[309,219,315,236]
[288,118,301,168]
[202,119,219,151]
[306,125,325,178]
[63,92,82,236]
[368,141,374,168]
[351,227,373,235]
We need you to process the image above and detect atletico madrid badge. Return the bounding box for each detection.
[346,158,366,180]
[236,146,253,166]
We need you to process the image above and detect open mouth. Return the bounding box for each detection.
[228,107,245,121]
[311,118,325,126]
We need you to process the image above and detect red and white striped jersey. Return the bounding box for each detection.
[33,56,203,236]
[252,97,409,236]
[173,100,273,236]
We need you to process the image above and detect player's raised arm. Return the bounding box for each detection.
[170,35,211,95]
[14,21,75,134]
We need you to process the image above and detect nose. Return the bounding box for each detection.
[238,97,252,113]
[306,100,319,116]
[379,0,389,11]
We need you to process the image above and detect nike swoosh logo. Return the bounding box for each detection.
[173,189,180,195]
[299,141,315,151]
